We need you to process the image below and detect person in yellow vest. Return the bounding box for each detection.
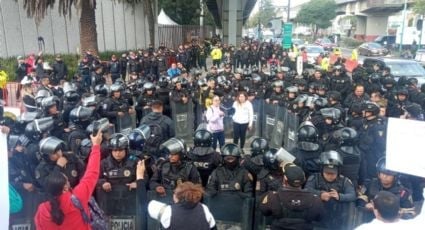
[293,44,299,57]
[351,48,358,61]
[333,47,342,57]
[321,54,330,72]
[210,46,222,68]
[0,69,8,101]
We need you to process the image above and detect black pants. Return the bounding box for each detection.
[233,122,248,149]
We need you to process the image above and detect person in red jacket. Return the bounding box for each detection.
[34,130,103,229]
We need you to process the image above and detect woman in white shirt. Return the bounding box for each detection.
[232,91,254,149]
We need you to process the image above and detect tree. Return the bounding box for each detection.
[246,0,277,28]
[20,0,155,54]
[295,0,337,39]
[159,0,203,25]
[414,0,425,15]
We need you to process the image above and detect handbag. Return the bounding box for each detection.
[71,195,108,230]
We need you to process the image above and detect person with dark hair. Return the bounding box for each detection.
[232,91,254,149]
[355,191,406,229]
[34,130,103,229]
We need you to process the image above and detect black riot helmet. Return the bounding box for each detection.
[319,151,343,167]
[25,117,54,141]
[320,107,341,124]
[376,156,397,176]
[404,103,423,120]
[110,83,123,94]
[263,148,280,171]
[194,129,213,147]
[78,138,92,161]
[109,133,129,150]
[362,101,380,116]
[313,98,328,110]
[297,121,320,151]
[39,136,65,158]
[250,138,269,157]
[69,106,95,127]
[128,125,151,151]
[64,91,81,103]
[94,84,110,97]
[158,75,169,88]
[143,82,156,92]
[221,143,242,157]
[333,127,358,146]
[160,137,187,157]
[41,96,60,114]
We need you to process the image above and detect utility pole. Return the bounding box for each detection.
[258,0,263,40]
[287,0,291,22]
[399,0,408,53]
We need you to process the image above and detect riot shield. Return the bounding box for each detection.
[261,103,277,142]
[283,110,299,150]
[246,99,263,140]
[117,113,137,135]
[9,189,41,230]
[269,106,286,149]
[220,103,234,139]
[171,101,194,146]
[96,184,141,230]
[146,190,174,230]
[204,193,254,230]
[253,195,273,230]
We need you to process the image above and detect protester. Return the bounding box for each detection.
[232,91,254,149]
[34,130,102,229]
[205,95,225,151]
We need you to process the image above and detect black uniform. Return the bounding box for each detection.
[187,147,221,187]
[140,112,175,157]
[35,153,85,189]
[206,165,253,198]
[101,96,131,125]
[259,187,325,230]
[149,160,201,190]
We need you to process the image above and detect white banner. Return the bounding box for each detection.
[0,132,9,228]
[386,118,425,178]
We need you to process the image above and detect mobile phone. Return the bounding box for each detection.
[92,121,100,136]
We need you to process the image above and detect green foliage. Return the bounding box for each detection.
[342,37,363,48]
[246,0,277,28]
[0,51,124,82]
[414,0,425,15]
[159,0,203,25]
[295,0,337,30]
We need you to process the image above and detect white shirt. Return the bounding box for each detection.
[355,218,419,230]
[232,100,254,126]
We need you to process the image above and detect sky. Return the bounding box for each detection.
[250,0,311,17]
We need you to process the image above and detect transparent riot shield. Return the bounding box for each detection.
[204,193,254,230]
[283,110,299,150]
[117,113,137,135]
[246,99,263,140]
[96,184,141,230]
[262,103,277,142]
[9,189,41,230]
[269,106,286,149]
[171,101,194,146]
[220,103,234,139]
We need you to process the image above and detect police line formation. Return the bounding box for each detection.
[4,40,425,230]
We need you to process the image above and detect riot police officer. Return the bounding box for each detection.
[329,65,352,99]
[150,138,201,196]
[292,121,322,179]
[256,148,284,196]
[305,151,356,229]
[156,75,171,117]
[35,137,85,189]
[40,96,68,141]
[68,106,94,154]
[358,102,386,185]
[101,83,134,127]
[357,157,416,220]
[241,137,269,177]
[206,143,253,198]
[187,127,221,187]
[259,164,324,230]
[135,82,158,124]
[98,133,137,192]
[317,107,344,150]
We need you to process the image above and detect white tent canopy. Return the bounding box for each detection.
[158,9,179,25]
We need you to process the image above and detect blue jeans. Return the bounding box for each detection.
[212,131,225,151]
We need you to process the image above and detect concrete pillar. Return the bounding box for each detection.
[222,0,243,46]
[365,15,388,41]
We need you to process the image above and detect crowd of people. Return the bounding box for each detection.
[2,37,425,230]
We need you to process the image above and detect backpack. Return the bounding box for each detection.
[71,195,108,230]
[145,116,165,150]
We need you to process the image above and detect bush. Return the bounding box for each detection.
[0,51,125,82]
[342,37,363,48]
